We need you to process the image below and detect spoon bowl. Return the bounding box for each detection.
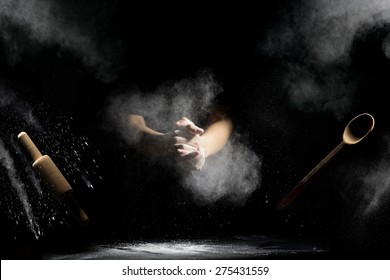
[343,113,375,145]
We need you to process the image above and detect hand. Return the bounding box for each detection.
[173,117,206,171]
[175,117,204,136]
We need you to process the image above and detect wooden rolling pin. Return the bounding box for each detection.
[18,132,89,225]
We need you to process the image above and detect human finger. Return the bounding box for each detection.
[174,143,197,154]
[186,123,204,135]
[177,148,199,158]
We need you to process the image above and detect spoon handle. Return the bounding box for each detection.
[280,141,345,208]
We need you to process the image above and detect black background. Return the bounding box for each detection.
[1,0,390,259]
